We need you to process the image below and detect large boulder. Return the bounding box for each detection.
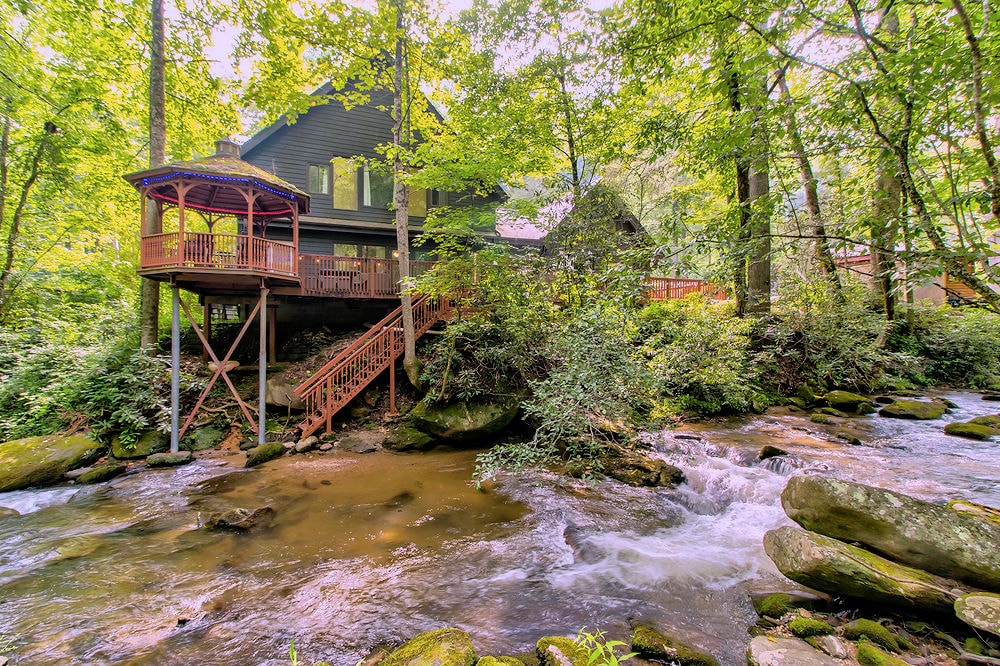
[380,628,477,666]
[955,592,1000,637]
[878,400,946,420]
[409,398,520,442]
[265,375,305,411]
[111,430,168,459]
[181,425,226,452]
[822,391,875,415]
[944,421,998,440]
[602,450,685,488]
[781,475,1000,591]
[0,435,105,492]
[763,526,965,614]
[76,461,128,484]
[746,636,842,666]
[384,425,437,452]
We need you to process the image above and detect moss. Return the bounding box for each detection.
[964,637,987,655]
[944,421,998,440]
[947,500,1000,526]
[0,434,106,492]
[535,636,588,666]
[878,400,946,420]
[810,413,834,425]
[969,414,1000,428]
[842,620,899,652]
[146,451,193,467]
[381,628,476,666]
[76,461,127,484]
[629,624,719,666]
[112,430,168,459]
[244,442,286,467]
[477,658,525,666]
[856,639,908,666]
[754,593,792,618]
[181,425,225,451]
[787,617,833,638]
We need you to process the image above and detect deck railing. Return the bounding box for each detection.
[645,277,725,301]
[299,254,435,299]
[140,232,297,277]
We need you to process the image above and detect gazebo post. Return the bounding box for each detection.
[258,283,269,446]
[170,281,181,453]
[245,190,255,269]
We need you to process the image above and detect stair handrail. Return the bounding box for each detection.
[294,294,428,398]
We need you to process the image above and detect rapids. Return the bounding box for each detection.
[0,390,997,666]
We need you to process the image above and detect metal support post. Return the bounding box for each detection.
[170,284,181,453]
[258,285,269,445]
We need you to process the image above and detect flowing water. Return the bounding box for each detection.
[1,391,998,666]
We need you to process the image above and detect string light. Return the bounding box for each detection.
[140,171,302,202]
[149,192,293,216]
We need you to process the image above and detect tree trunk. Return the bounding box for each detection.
[393,0,419,387]
[140,0,166,350]
[747,155,772,315]
[871,158,900,320]
[726,64,750,316]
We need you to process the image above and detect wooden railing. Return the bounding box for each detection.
[140,232,296,277]
[299,254,435,299]
[294,295,450,437]
[645,277,726,301]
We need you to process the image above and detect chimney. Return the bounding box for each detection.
[214,137,241,158]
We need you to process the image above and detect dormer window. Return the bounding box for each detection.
[308,165,329,194]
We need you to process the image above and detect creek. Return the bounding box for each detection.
[0,391,998,666]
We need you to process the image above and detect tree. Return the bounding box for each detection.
[140,0,166,349]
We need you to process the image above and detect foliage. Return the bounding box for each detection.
[888,307,1000,388]
[574,628,635,666]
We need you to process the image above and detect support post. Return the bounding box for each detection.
[202,299,211,363]
[389,323,397,416]
[171,284,181,453]
[258,284,269,446]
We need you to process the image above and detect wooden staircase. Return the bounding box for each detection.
[293,295,451,437]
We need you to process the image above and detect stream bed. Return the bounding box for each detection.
[1,390,998,666]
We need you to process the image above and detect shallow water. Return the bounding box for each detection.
[0,391,997,666]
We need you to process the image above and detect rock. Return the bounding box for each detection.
[409,398,520,442]
[0,506,19,520]
[602,450,685,487]
[208,360,239,374]
[244,442,286,467]
[878,400,947,420]
[786,397,808,410]
[970,414,1000,428]
[146,451,194,467]
[833,431,863,446]
[349,405,372,419]
[295,436,318,453]
[265,375,305,410]
[763,526,964,614]
[76,461,128,484]
[841,619,900,651]
[204,506,275,531]
[810,413,834,425]
[875,395,895,404]
[384,425,437,452]
[944,421,998,440]
[0,435,106,492]
[787,618,833,638]
[381,628,477,666]
[535,636,587,666]
[112,430,168,459]
[339,432,381,454]
[781,475,1000,590]
[797,385,821,407]
[758,445,788,461]
[947,500,1000,526]
[806,635,847,659]
[746,636,842,665]
[940,398,959,408]
[753,593,792,618]
[630,623,718,665]
[63,467,91,480]
[318,443,334,452]
[955,592,1000,637]
[818,407,847,417]
[239,438,257,451]
[476,658,523,666]
[982,392,1000,402]
[181,425,226,452]
[855,640,908,666]
[823,390,876,414]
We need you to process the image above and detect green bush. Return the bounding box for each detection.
[888,307,1000,388]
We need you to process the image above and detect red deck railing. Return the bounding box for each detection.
[140,232,296,277]
[299,254,434,299]
[645,277,725,301]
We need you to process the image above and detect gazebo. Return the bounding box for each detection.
[125,139,311,452]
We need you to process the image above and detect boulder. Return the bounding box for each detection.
[970,414,1000,428]
[384,425,437,452]
[76,461,128,484]
[823,391,875,414]
[944,421,998,440]
[295,436,318,453]
[409,398,520,442]
[146,451,194,467]
[758,445,789,461]
[181,425,226,452]
[245,442,286,467]
[204,506,275,531]
[948,500,1000,526]
[878,400,946,420]
[111,430,168,459]
[0,507,19,520]
[630,623,718,665]
[602,451,685,488]
[810,414,834,425]
[746,636,842,666]
[763,526,964,614]
[535,636,588,666]
[0,435,105,492]
[340,431,381,453]
[781,475,1000,590]
[265,376,305,411]
[380,628,477,666]
[805,636,847,659]
[982,392,1000,402]
[955,592,1000,637]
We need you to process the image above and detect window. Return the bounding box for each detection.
[431,190,447,207]
[360,244,388,259]
[331,157,358,210]
[308,165,329,194]
[408,187,427,217]
[363,164,395,209]
[333,243,358,257]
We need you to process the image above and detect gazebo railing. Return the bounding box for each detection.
[645,277,726,301]
[140,232,296,277]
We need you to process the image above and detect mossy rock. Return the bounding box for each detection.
[841,619,899,652]
[602,450,685,487]
[823,391,873,412]
[969,414,1000,428]
[383,425,437,452]
[948,500,1000,526]
[955,592,1000,637]
[810,413,834,425]
[965,636,988,655]
[535,636,588,666]
[878,400,946,420]
[381,628,477,666]
[76,461,128,484]
[630,624,718,665]
[944,421,998,440]
[757,445,788,461]
[146,451,193,467]
[754,593,792,618]
[0,435,106,492]
[855,639,908,666]
[788,617,833,638]
[181,425,226,452]
[786,397,808,410]
[112,430,168,460]
[476,658,524,666]
[244,442,286,467]
[409,398,520,442]
[797,385,821,406]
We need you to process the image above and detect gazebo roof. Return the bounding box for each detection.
[125,139,310,216]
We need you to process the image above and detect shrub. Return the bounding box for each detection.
[888,306,1000,388]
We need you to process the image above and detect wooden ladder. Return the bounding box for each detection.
[293,295,450,437]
